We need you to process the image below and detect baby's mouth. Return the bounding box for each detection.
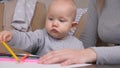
[51,29,58,33]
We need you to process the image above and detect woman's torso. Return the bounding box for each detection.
[98,0,120,44]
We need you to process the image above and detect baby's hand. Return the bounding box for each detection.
[0,31,12,42]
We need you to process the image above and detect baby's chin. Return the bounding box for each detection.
[50,34,64,40]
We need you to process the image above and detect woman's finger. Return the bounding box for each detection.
[38,49,70,64]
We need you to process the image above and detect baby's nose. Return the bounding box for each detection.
[52,21,59,27]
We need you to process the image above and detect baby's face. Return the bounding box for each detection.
[45,3,74,39]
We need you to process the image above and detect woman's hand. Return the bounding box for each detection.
[0,31,12,42]
[38,48,97,66]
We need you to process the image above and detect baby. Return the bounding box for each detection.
[0,0,84,57]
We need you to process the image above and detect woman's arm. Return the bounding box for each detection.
[92,46,120,64]
[79,0,98,48]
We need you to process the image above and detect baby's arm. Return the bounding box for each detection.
[0,31,13,42]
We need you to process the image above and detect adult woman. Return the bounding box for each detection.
[39,0,120,65]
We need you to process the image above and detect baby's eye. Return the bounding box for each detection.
[59,19,65,22]
[49,17,54,21]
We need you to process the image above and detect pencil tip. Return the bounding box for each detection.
[16,59,21,63]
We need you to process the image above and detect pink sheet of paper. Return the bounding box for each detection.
[0,58,92,68]
[0,58,38,63]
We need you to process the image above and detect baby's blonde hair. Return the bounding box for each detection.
[48,0,77,21]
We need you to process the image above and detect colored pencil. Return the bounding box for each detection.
[20,54,30,61]
[1,41,20,62]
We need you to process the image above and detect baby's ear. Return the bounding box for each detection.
[72,21,78,28]
[70,21,78,31]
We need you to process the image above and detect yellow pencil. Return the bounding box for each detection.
[1,41,20,62]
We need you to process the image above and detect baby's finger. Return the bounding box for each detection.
[2,33,10,42]
[0,33,4,41]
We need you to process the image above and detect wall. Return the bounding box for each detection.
[38,0,88,9]
[75,0,88,8]
[0,3,4,31]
